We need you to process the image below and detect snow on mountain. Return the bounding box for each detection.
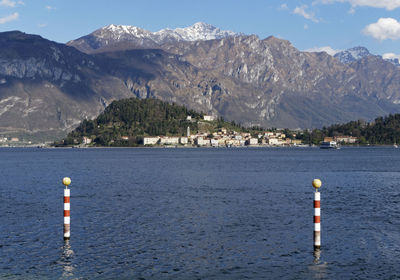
[332,47,400,66]
[100,24,152,39]
[156,22,239,42]
[67,22,241,53]
[382,53,400,67]
[334,47,371,64]
[97,22,238,44]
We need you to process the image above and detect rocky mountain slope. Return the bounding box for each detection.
[2,24,400,141]
[92,34,400,128]
[159,36,400,127]
[0,31,133,140]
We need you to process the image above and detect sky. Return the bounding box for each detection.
[1,0,400,59]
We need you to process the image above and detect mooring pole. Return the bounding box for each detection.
[312,179,321,250]
[63,177,71,240]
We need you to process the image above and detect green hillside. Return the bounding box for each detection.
[56,97,246,146]
[299,114,400,145]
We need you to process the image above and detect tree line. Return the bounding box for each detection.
[297,114,400,145]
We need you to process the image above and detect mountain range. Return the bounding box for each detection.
[68,22,241,53]
[1,22,400,141]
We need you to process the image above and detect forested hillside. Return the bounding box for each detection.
[58,97,244,146]
[300,114,400,145]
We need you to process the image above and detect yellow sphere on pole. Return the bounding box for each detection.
[62,177,71,187]
[312,179,322,189]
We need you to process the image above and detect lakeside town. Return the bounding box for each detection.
[76,115,357,148]
[0,137,50,147]
[0,137,38,147]
[3,112,383,148]
[140,131,358,148]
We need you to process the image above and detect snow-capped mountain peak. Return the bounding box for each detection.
[165,22,239,41]
[67,22,242,53]
[98,24,151,39]
[334,46,371,64]
[73,22,240,50]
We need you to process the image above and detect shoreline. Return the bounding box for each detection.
[1,144,399,149]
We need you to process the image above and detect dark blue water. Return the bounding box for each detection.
[0,147,399,279]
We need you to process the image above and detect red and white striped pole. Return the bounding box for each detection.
[63,177,71,241]
[312,179,321,250]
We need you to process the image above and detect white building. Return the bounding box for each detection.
[143,137,160,145]
[203,115,216,121]
[334,136,358,143]
[83,136,92,144]
[268,138,285,146]
[180,137,188,145]
[247,138,258,146]
[196,137,210,146]
[160,137,180,145]
[211,139,219,147]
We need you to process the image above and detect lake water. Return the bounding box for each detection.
[0,147,399,279]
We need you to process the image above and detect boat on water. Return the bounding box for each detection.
[320,141,339,149]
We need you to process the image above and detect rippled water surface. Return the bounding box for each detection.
[0,147,399,279]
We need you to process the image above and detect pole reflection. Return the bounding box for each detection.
[313,248,321,264]
[309,249,328,279]
[61,240,75,278]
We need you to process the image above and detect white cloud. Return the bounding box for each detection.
[304,24,309,29]
[0,0,16,7]
[304,46,341,56]
[46,5,56,11]
[316,0,400,10]
[0,12,18,24]
[363,18,400,40]
[38,23,47,28]
[279,3,289,10]
[293,5,319,22]
[383,53,400,60]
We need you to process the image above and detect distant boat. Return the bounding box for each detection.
[320,141,339,149]
[394,143,398,148]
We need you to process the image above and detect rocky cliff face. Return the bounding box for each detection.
[2,26,400,141]
[0,31,132,140]
[156,36,400,127]
[90,35,400,129]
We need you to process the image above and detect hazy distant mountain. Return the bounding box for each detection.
[333,46,400,67]
[67,22,240,53]
[2,25,400,141]
[384,57,400,67]
[334,47,371,64]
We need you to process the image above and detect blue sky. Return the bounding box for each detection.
[1,0,400,59]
